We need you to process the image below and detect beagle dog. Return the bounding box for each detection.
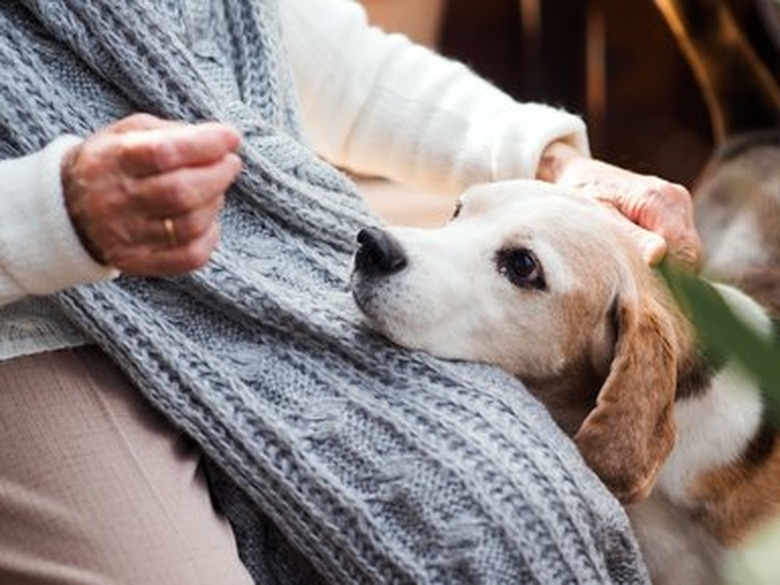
[349,180,780,584]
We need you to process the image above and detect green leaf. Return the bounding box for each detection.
[658,261,780,422]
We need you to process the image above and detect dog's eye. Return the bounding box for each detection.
[496,248,546,290]
[451,201,463,219]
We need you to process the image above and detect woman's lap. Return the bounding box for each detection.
[0,346,252,585]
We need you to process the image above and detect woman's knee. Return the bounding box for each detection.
[0,348,252,585]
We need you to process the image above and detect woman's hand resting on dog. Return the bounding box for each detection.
[61,113,243,277]
[537,140,702,270]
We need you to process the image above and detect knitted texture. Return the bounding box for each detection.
[0,1,650,583]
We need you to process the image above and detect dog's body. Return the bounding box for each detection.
[350,180,780,583]
[693,131,780,317]
[349,6,780,580]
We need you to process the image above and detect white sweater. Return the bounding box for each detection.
[0,0,588,348]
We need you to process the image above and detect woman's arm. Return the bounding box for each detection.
[280,0,701,267]
[0,115,242,308]
[279,0,589,195]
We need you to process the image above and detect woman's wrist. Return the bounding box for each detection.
[61,143,109,266]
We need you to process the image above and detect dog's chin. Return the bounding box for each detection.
[352,288,408,346]
[351,281,394,332]
[350,272,487,363]
[351,280,438,354]
[350,277,385,325]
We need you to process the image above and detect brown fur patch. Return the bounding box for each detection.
[690,427,780,544]
[574,294,679,504]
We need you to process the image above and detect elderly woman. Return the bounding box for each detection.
[0,0,699,583]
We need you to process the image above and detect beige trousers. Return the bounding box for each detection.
[0,346,254,585]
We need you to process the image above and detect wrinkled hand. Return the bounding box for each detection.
[61,113,243,276]
[538,141,702,269]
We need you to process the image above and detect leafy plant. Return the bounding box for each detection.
[658,261,780,585]
[658,261,780,422]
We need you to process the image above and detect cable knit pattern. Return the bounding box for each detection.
[0,1,649,583]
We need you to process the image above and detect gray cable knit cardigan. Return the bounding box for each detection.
[0,1,650,583]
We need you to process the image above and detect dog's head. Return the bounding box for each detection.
[350,180,684,503]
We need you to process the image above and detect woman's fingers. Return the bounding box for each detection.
[116,191,228,250]
[130,152,242,216]
[601,179,702,269]
[118,123,242,177]
[615,215,669,266]
[639,208,702,268]
[547,148,703,269]
[61,114,243,276]
[104,112,184,135]
[105,221,222,276]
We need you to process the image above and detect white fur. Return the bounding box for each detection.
[659,366,764,505]
[705,212,769,278]
[351,180,627,379]
[659,284,772,505]
[351,179,776,573]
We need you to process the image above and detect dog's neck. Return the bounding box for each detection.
[524,276,780,544]
[520,276,700,439]
[521,360,607,438]
[667,279,775,406]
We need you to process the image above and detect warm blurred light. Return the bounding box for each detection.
[586,0,607,151]
[519,0,543,93]
[519,0,542,42]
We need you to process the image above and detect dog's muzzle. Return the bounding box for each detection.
[354,227,408,276]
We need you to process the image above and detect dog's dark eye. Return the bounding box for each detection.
[451,201,463,219]
[495,248,546,290]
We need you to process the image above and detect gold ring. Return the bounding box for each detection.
[163,218,178,248]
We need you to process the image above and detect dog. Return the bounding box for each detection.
[349,179,780,584]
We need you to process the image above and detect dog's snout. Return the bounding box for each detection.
[355,227,407,275]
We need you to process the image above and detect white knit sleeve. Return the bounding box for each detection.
[279,0,590,195]
[0,136,119,307]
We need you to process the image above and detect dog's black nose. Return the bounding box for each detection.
[354,227,407,275]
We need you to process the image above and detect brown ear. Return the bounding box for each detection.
[574,294,678,504]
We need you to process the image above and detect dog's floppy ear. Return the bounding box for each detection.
[574,293,678,504]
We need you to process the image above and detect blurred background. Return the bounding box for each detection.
[360,0,780,187]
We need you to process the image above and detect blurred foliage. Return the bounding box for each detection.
[658,261,780,422]
[658,261,780,585]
